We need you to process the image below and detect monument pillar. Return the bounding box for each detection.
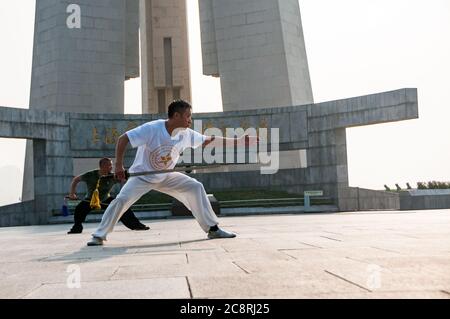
[140,0,192,114]
[24,0,140,201]
[199,0,314,111]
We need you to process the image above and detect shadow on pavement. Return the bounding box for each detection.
[40,238,209,263]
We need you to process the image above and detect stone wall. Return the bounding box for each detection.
[0,107,72,226]
[0,201,37,227]
[339,187,401,211]
[0,88,419,226]
[400,190,450,210]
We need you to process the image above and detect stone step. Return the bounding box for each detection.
[48,205,339,224]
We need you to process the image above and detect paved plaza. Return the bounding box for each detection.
[1,210,449,299]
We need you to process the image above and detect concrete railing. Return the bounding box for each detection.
[339,187,400,211]
[400,190,450,210]
[0,201,39,227]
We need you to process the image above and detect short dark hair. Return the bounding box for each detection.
[99,158,111,167]
[168,100,192,118]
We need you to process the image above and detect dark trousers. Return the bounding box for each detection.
[72,197,142,230]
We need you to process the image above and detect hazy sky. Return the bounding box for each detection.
[0,0,449,205]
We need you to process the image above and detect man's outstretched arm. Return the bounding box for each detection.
[202,135,259,148]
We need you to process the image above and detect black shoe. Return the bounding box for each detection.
[68,227,83,234]
[133,224,150,231]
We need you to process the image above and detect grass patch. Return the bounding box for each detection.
[135,189,333,206]
[212,189,300,201]
[58,189,333,216]
[134,189,300,204]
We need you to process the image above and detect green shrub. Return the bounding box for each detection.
[416,181,450,190]
[417,182,427,189]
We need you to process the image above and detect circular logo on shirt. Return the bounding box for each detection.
[149,145,178,170]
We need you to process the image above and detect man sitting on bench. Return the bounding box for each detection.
[67,158,149,234]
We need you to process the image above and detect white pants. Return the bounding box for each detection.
[92,173,220,240]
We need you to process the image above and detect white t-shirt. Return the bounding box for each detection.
[126,119,206,182]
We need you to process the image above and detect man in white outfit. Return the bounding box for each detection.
[88,100,256,246]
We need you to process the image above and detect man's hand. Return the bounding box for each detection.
[68,193,78,200]
[115,164,126,182]
[114,134,130,183]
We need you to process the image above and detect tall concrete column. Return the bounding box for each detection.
[24,0,140,201]
[140,0,192,114]
[199,0,314,111]
[29,0,139,114]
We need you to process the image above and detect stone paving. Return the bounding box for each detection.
[1,210,450,299]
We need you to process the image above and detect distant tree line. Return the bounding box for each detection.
[384,181,450,191]
[417,181,450,190]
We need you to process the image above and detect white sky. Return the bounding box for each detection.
[0,0,449,205]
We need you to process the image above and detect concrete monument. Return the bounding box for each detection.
[0,1,421,227]
[24,0,191,200]
[199,0,314,111]
[1,89,419,226]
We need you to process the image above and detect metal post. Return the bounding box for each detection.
[304,195,311,211]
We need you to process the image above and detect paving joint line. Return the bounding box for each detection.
[278,250,298,260]
[298,241,323,249]
[232,261,251,274]
[109,266,120,280]
[320,236,342,242]
[324,270,372,293]
[185,276,193,299]
[19,283,44,299]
